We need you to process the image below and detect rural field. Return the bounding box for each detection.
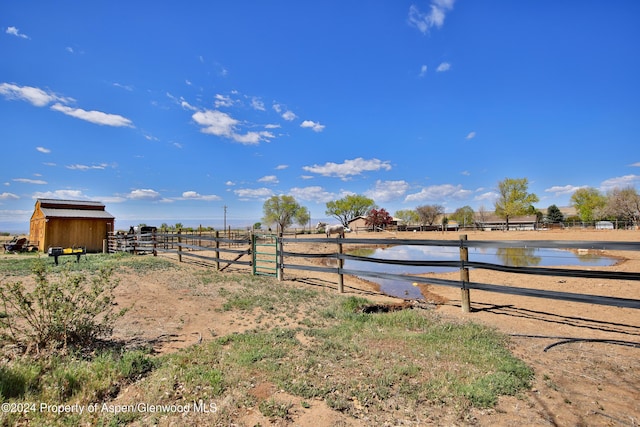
[0,228,638,426]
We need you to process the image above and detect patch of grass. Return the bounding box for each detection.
[1,265,533,426]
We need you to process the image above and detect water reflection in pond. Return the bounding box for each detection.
[344,245,617,299]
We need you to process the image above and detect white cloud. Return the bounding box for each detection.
[128,189,161,200]
[474,191,498,202]
[13,178,47,185]
[232,131,274,145]
[289,186,337,203]
[300,120,325,132]
[192,109,274,145]
[32,189,87,200]
[600,175,640,191]
[6,26,29,39]
[436,62,451,72]
[251,97,265,111]
[408,0,455,34]
[544,185,586,196]
[264,123,281,129]
[303,157,392,180]
[275,164,288,170]
[181,191,221,201]
[214,94,234,108]
[50,103,134,127]
[365,180,410,203]
[234,187,274,200]
[419,65,428,77]
[66,163,108,171]
[225,181,236,186]
[0,192,19,200]
[629,162,640,167]
[258,175,279,184]
[36,146,51,153]
[0,83,68,107]
[405,183,471,203]
[465,131,476,140]
[282,110,297,121]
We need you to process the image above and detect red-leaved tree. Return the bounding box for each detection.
[365,208,393,231]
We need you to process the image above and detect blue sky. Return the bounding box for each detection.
[2,1,639,232]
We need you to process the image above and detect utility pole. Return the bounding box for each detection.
[223,205,227,231]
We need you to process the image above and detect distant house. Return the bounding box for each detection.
[475,214,538,231]
[29,199,115,252]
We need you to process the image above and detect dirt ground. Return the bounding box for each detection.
[12,229,638,426]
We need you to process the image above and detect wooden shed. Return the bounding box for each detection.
[29,199,115,252]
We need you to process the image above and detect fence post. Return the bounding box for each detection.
[277,232,284,281]
[215,230,220,271]
[251,232,256,276]
[337,239,344,293]
[460,234,471,312]
[177,229,182,263]
[152,230,157,256]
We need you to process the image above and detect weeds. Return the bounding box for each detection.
[0,260,127,353]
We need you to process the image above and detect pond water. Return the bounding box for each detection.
[344,245,617,299]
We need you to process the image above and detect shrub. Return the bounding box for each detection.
[0,260,127,353]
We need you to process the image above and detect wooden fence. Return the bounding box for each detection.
[107,232,640,313]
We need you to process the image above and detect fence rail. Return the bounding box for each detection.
[107,231,640,312]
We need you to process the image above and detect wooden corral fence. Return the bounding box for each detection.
[107,231,640,313]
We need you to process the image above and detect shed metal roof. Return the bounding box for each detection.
[39,207,115,220]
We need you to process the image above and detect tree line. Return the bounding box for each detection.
[261,177,640,232]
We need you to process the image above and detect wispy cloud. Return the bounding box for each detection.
[302,157,392,180]
[13,178,47,185]
[408,0,455,35]
[544,185,586,196]
[36,146,51,153]
[233,188,274,200]
[419,65,428,77]
[180,191,221,201]
[465,131,476,140]
[600,174,640,191]
[300,120,325,132]
[66,163,109,171]
[6,26,29,39]
[214,94,234,108]
[51,103,134,127]
[258,175,279,184]
[0,83,68,107]
[0,192,19,200]
[0,83,134,127]
[32,189,87,200]
[630,162,640,167]
[405,183,471,203]
[436,62,451,72]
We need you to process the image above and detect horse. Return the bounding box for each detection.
[316,222,348,238]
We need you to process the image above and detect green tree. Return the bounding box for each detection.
[546,205,564,223]
[570,187,607,222]
[494,178,539,230]
[325,194,375,227]
[450,206,475,227]
[394,209,419,226]
[263,195,308,233]
[416,204,444,226]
